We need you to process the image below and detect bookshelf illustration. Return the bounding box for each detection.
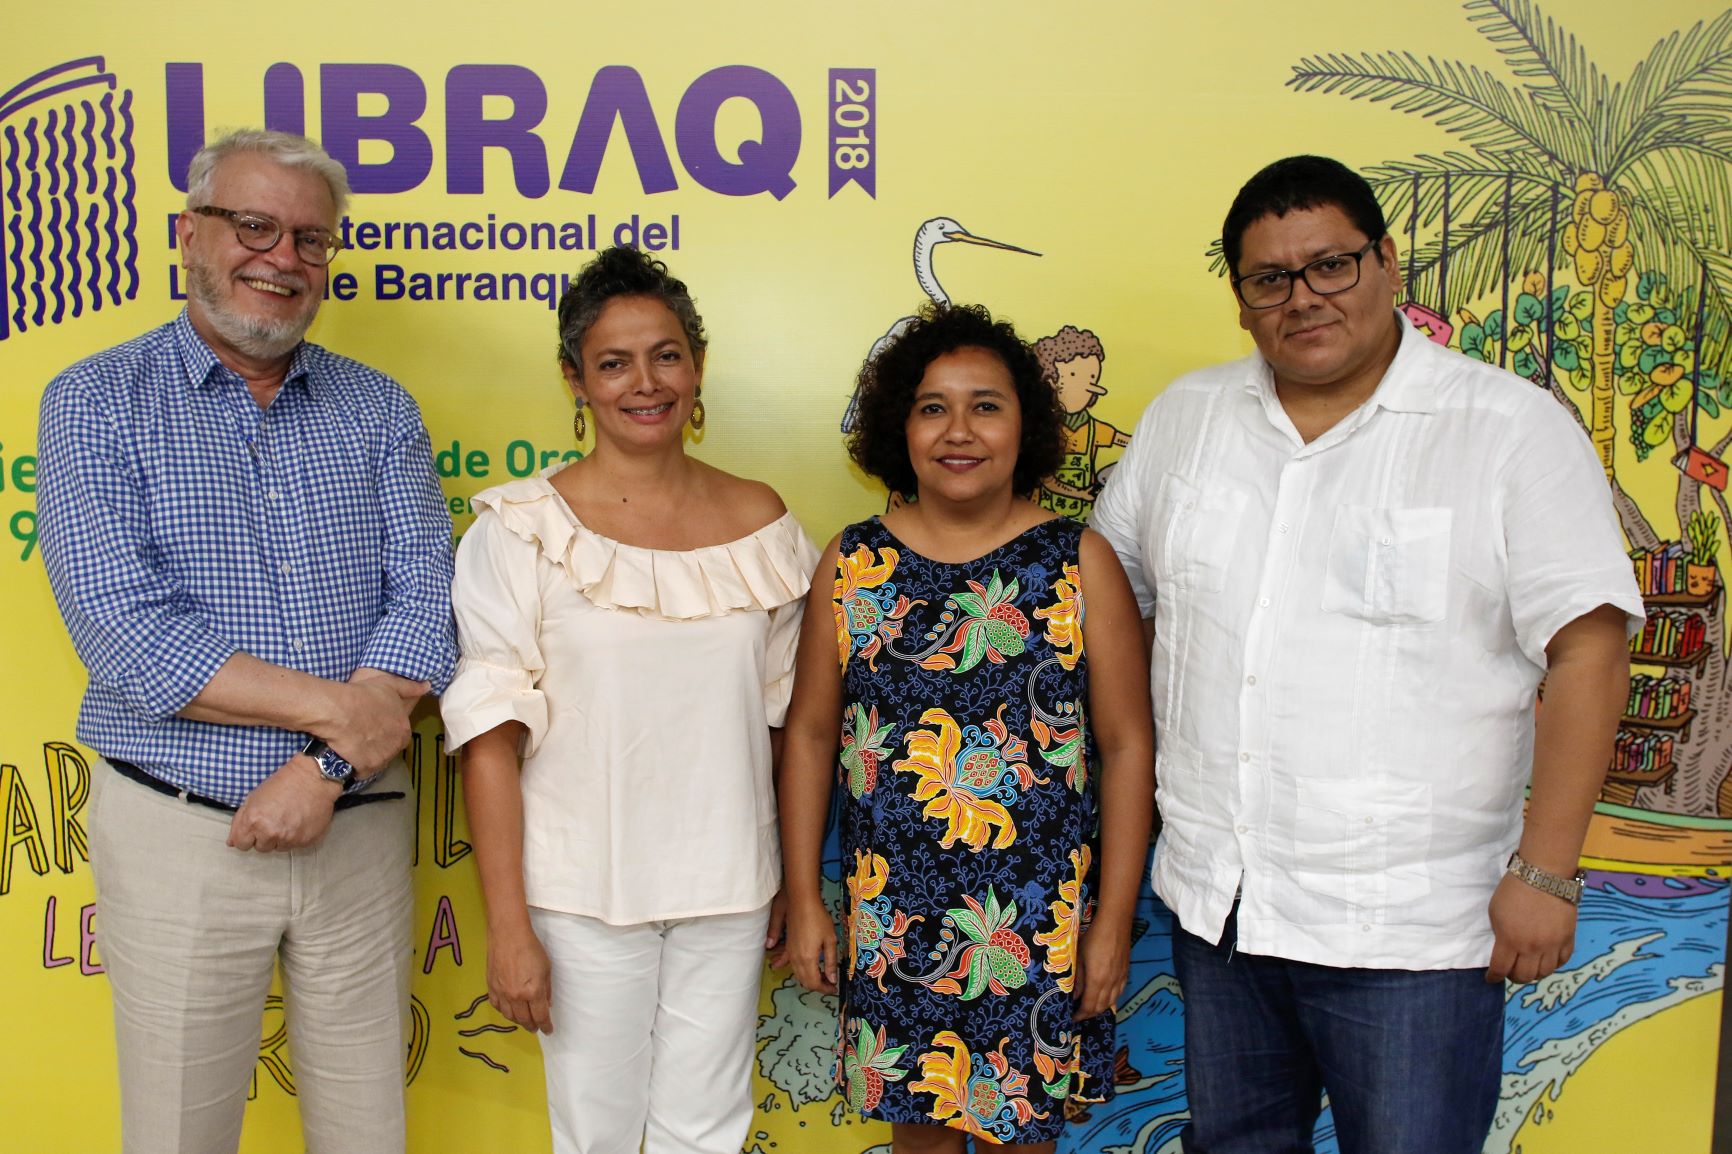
[1609,541,1721,802]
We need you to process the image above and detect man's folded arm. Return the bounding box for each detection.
[38,372,411,739]
[38,372,239,722]
[354,409,458,693]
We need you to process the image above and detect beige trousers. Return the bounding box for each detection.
[89,760,413,1154]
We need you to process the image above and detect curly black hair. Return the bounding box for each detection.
[847,302,1064,500]
[556,246,708,378]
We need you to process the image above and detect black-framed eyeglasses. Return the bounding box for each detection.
[190,206,343,267]
[1232,239,1379,309]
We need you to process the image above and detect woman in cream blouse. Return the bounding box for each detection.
[442,246,816,1154]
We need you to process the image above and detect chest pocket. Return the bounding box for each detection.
[1322,505,1452,625]
[1150,472,1248,593]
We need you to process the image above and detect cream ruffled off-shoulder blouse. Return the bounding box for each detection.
[441,467,819,925]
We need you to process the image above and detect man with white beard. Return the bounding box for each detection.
[36,129,455,1154]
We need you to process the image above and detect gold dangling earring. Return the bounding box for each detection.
[572,401,587,442]
[689,386,706,431]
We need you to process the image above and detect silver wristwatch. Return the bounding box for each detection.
[301,737,355,786]
[1506,851,1585,905]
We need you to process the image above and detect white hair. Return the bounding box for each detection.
[185,128,350,217]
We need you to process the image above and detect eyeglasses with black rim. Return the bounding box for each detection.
[1231,239,1380,310]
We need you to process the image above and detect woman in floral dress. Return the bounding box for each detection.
[781,303,1154,1150]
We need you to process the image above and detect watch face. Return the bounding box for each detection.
[315,748,354,781]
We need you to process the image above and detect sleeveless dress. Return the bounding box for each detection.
[832,515,1113,1142]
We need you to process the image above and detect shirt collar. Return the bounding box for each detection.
[1244,309,1439,417]
[172,308,316,396]
[1369,311,1440,415]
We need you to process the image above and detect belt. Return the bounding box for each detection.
[108,758,405,812]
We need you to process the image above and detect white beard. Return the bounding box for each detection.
[186,261,318,360]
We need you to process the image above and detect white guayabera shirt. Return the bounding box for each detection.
[1093,314,1644,970]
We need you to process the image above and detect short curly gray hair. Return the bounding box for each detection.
[556,246,708,380]
[185,128,350,218]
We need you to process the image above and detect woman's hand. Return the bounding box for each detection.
[766,888,791,968]
[786,892,840,994]
[487,922,555,1034]
[1072,922,1130,1020]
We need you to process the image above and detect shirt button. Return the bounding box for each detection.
[1362,924,1372,933]
[1380,535,1394,546]
[1239,752,1251,763]
[1363,816,1375,825]
[267,489,280,501]
[1246,675,1258,686]
[280,561,293,576]
[1258,597,1271,608]
[291,639,305,651]
[1185,500,1197,511]
[1236,824,1249,834]
[1277,522,1291,534]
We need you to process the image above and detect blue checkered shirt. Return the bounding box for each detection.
[38,311,457,806]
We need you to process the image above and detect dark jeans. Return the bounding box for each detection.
[1174,909,1503,1154]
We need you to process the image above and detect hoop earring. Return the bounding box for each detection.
[572,402,587,442]
[690,387,706,432]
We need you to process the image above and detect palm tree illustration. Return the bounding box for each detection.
[1287,0,1732,480]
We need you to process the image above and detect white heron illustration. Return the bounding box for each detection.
[840,216,1040,432]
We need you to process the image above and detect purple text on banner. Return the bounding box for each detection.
[828,68,876,198]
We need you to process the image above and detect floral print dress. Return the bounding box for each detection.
[832,515,1112,1143]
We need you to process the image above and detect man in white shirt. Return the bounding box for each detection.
[1092,155,1642,1154]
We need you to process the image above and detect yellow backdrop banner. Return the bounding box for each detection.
[1,2,1727,1152]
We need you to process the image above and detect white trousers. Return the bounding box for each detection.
[530,902,771,1154]
[89,761,413,1154]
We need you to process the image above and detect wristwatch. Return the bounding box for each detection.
[301,737,354,787]
[1506,851,1586,905]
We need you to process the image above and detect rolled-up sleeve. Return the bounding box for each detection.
[358,396,459,691]
[1501,398,1645,667]
[442,511,549,752]
[37,370,237,720]
[762,595,806,727]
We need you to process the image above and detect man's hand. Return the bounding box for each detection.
[322,677,425,775]
[1073,923,1131,1020]
[1486,872,1578,984]
[350,666,431,703]
[487,922,554,1034]
[228,756,342,852]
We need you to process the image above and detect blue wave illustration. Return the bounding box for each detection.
[61,107,82,319]
[4,125,22,337]
[116,87,137,303]
[0,56,134,341]
[79,101,98,315]
[24,122,46,329]
[46,107,66,324]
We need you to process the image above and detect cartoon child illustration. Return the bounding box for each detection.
[1033,325,1131,522]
